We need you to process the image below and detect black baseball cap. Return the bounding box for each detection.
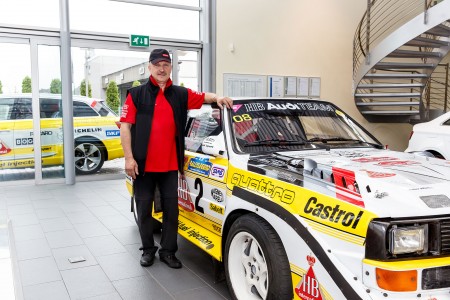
[149,49,171,64]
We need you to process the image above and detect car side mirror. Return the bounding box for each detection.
[202,135,226,157]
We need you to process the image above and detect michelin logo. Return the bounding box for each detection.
[106,130,120,137]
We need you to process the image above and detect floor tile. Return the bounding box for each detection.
[110,226,141,245]
[35,207,65,220]
[13,224,45,242]
[66,211,98,224]
[80,198,109,208]
[9,213,39,227]
[173,286,228,300]
[97,214,134,230]
[60,202,88,213]
[19,257,61,286]
[52,244,98,270]
[97,252,147,281]
[31,199,60,209]
[22,280,70,300]
[113,275,174,300]
[79,292,123,300]
[146,260,207,293]
[16,238,52,261]
[88,205,119,217]
[73,221,110,238]
[7,203,35,215]
[45,229,83,249]
[61,265,116,299]
[84,235,127,257]
[40,217,74,232]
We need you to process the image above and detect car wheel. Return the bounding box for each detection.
[225,214,292,300]
[74,141,105,175]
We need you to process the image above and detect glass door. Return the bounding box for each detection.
[0,38,34,182]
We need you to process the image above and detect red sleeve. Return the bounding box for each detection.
[120,94,137,124]
[187,88,205,110]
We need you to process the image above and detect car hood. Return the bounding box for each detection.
[246,148,450,218]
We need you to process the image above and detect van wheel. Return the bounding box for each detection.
[224,214,292,300]
[74,141,105,175]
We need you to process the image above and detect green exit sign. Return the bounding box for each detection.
[129,35,150,47]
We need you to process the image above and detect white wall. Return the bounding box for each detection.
[215,0,413,151]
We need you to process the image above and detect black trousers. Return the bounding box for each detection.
[134,171,178,257]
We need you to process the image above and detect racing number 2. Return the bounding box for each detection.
[194,178,204,213]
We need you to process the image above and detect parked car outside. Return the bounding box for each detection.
[128,98,450,300]
[406,111,450,160]
[0,93,123,175]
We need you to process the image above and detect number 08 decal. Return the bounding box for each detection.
[232,114,252,122]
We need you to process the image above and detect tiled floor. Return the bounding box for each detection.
[0,179,231,300]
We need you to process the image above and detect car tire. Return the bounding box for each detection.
[224,214,293,300]
[74,140,105,175]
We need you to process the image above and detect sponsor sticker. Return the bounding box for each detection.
[295,255,324,300]
[352,156,398,163]
[232,104,243,113]
[187,157,212,176]
[106,130,120,137]
[210,165,226,180]
[177,175,195,212]
[211,188,224,202]
[0,139,11,155]
[209,203,224,215]
[377,160,420,166]
[16,138,33,146]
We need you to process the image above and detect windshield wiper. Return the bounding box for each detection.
[307,137,383,148]
[244,139,306,147]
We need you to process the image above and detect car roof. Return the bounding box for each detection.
[0,93,104,104]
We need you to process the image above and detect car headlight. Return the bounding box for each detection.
[365,218,442,260]
[389,225,428,255]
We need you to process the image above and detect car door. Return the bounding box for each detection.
[177,104,228,260]
[0,97,15,169]
[12,97,35,168]
[39,98,63,166]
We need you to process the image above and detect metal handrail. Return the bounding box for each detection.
[353,0,434,79]
[424,63,450,117]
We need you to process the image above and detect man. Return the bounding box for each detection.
[120,48,232,269]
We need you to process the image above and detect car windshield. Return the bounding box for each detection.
[230,100,381,153]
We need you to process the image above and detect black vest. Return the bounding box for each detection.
[127,79,188,175]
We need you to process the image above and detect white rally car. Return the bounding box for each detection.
[128,98,450,300]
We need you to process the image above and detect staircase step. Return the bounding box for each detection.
[355,92,421,98]
[360,110,420,115]
[357,83,424,89]
[387,49,441,58]
[375,62,435,69]
[356,101,420,106]
[425,24,450,37]
[364,73,428,79]
[406,36,450,47]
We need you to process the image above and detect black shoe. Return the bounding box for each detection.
[140,248,157,267]
[160,254,182,269]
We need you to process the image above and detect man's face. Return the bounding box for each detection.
[148,61,172,84]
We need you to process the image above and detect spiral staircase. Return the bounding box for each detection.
[353,0,450,123]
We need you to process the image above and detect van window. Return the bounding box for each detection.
[0,98,15,120]
[12,98,32,120]
[73,101,98,117]
[40,98,61,118]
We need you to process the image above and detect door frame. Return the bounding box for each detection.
[0,26,204,185]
